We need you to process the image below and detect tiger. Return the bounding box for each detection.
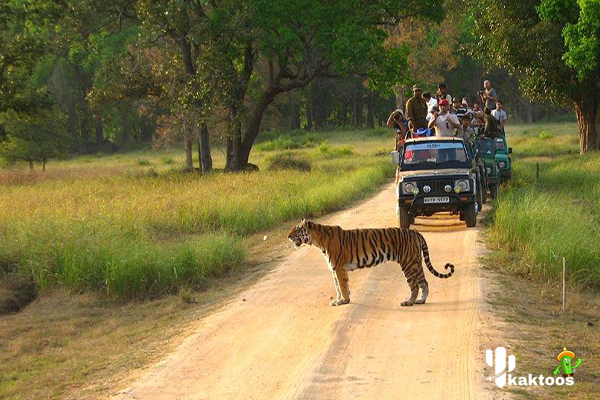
[288,219,454,307]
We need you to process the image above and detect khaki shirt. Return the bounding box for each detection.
[405,96,428,129]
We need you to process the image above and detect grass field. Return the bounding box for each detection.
[484,122,600,399]
[0,127,397,399]
[0,127,395,301]
[488,122,600,289]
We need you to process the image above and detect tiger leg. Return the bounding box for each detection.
[331,267,350,306]
[330,270,342,306]
[400,262,420,307]
[416,277,429,304]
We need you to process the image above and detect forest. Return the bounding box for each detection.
[1,0,597,173]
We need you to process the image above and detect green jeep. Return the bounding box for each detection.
[475,137,501,199]
[493,136,512,182]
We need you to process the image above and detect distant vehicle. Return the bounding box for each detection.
[392,137,481,228]
[475,137,501,198]
[493,135,512,182]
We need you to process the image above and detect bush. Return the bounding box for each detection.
[266,152,311,172]
[318,141,354,157]
[538,131,554,140]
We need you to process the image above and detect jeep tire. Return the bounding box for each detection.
[489,183,499,199]
[399,206,411,229]
[464,202,477,227]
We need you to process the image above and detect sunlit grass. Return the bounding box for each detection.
[489,122,600,288]
[0,128,396,299]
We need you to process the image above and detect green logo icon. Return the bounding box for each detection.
[554,347,581,377]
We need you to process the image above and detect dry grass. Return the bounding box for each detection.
[484,270,600,399]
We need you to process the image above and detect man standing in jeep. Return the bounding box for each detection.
[405,84,428,132]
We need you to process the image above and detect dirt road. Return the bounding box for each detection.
[113,183,492,400]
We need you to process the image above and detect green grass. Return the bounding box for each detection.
[488,122,600,288]
[0,128,395,300]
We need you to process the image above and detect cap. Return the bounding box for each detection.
[412,84,422,91]
[439,99,449,106]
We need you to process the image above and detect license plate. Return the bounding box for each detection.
[424,196,449,204]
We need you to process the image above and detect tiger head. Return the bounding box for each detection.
[288,219,313,248]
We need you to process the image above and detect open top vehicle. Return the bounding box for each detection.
[392,137,481,228]
[474,136,501,198]
[493,135,512,182]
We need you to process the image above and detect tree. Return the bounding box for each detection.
[0,109,70,170]
[223,0,444,170]
[470,0,600,153]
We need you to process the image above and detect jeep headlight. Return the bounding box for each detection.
[486,167,492,174]
[499,161,506,168]
[454,179,470,192]
[402,181,419,195]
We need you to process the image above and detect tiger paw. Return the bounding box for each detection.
[330,299,350,306]
[415,299,426,305]
[401,301,415,307]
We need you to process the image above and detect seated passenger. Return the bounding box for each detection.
[387,109,409,151]
[455,114,476,143]
[483,107,499,138]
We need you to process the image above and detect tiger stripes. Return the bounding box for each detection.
[288,219,454,307]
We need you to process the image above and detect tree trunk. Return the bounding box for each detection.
[240,89,278,166]
[28,161,34,170]
[305,90,313,131]
[94,113,104,143]
[366,98,374,129]
[289,93,301,130]
[198,123,212,173]
[225,106,243,172]
[42,160,46,171]
[574,97,599,154]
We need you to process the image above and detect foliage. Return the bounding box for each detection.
[0,109,70,168]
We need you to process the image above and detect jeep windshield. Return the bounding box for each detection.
[401,141,469,170]
[494,137,506,150]
[476,138,494,155]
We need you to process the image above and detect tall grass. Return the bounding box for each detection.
[489,123,600,288]
[0,129,396,300]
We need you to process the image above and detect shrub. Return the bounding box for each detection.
[266,152,311,172]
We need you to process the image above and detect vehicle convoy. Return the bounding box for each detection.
[475,136,501,198]
[493,135,512,182]
[392,137,481,228]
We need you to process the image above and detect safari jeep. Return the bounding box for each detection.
[392,137,480,228]
[474,136,501,198]
[493,135,512,182]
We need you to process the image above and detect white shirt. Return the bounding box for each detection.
[425,98,438,121]
[427,97,438,112]
[492,109,507,125]
[432,112,460,137]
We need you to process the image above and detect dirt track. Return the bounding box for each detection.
[113,183,492,400]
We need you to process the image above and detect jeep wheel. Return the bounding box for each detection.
[480,176,488,204]
[464,203,477,227]
[489,183,499,199]
[399,207,411,229]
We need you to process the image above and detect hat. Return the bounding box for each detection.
[439,99,449,106]
[412,84,422,91]
[557,348,575,361]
